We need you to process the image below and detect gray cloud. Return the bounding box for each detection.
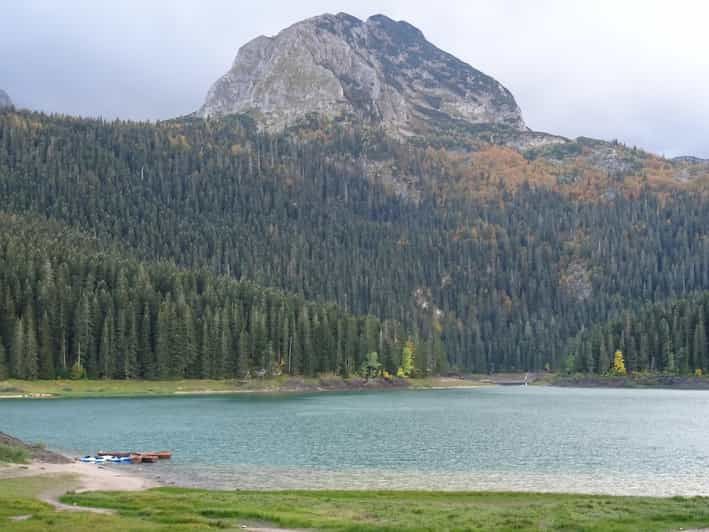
[1,0,708,156]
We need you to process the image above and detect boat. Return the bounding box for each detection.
[106,455,133,463]
[79,455,106,464]
[97,451,132,457]
[82,450,173,464]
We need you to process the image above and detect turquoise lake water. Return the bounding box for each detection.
[2,387,709,495]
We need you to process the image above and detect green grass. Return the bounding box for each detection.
[0,476,170,531]
[0,378,288,398]
[0,376,485,399]
[2,475,709,531]
[0,443,30,464]
[59,488,709,531]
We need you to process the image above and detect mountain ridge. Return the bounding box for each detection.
[0,89,12,108]
[198,13,525,135]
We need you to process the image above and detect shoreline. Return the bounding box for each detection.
[0,376,488,399]
[0,461,158,492]
[552,374,709,390]
[0,460,157,513]
[2,432,709,530]
[0,430,158,512]
[4,372,709,401]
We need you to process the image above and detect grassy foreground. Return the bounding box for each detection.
[2,476,709,531]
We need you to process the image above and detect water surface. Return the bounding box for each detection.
[2,387,708,495]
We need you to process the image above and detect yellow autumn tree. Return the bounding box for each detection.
[612,350,627,376]
[396,340,416,378]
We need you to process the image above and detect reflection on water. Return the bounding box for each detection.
[4,386,709,496]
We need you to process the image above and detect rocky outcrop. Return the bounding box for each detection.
[0,90,12,108]
[198,13,525,134]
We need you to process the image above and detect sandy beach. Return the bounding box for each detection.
[0,460,156,512]
[0,460,157,492]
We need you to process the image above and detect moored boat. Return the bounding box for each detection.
[81,450,173,464]
[79,455,106,463]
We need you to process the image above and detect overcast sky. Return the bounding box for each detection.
[2,0,708,157]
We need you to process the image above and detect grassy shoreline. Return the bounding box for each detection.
[4,372,709,399]
[2,475,709,531]
[0,376,489,399]
[2,432,709,530]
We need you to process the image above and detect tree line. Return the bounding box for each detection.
[0,214,449,380]
[569,292,709,374]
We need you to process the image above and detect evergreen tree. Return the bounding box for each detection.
[11,318,24,378]
[38,311,55,379]
[0,341,7,379]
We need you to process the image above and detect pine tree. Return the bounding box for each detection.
[299,307,313,375]
[659,317,672,372]
[693,310,706,372]
[200,316,212,379]
[237,329,250,377]
[11,318,25,378]
[597,334,610,375]
[98,312,113,379]
[139,303,154,378]
[155,302,171,379]
[38,311,55,379]
[0,341,8,379]
[72,293,91,375]
[123,309,138,379]
[23,311,38,380]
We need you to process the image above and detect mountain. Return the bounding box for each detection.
[0,90,11,108]
[198,13,525,135]
[1,14,709,381]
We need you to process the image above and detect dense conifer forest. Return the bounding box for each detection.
[571,292,708,374]
[0,108,708,378]
[0,214,407,380]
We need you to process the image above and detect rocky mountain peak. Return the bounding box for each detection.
[197,13,525,134]
[0,90,12,108]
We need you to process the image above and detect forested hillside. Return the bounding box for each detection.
[571,292,709,374]
[1,108,708,376]
[0,214,406,380]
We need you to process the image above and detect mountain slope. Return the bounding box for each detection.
[1,109,709,375]
[198,13,524,134]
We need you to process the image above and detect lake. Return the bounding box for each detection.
[2,387,709,495]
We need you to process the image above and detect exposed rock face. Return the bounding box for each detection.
[198,13,525,134]
[0,90,12,108]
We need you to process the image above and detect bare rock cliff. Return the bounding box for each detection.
[0,90,12,108]
[198,13,525,134]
